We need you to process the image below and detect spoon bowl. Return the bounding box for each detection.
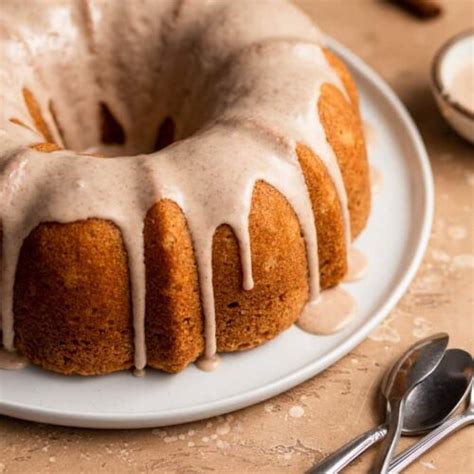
[381,332,449,401]
[374,333,449,473]
[389,356,473,472]
[402,348,473,434]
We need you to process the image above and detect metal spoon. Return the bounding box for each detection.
[389,353,473,473]
[373,332,449,473]
[309,333,449,473]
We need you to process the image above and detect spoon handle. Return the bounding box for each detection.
[307,424,387,473]
[372,398,404,474]
[388,412,474,473]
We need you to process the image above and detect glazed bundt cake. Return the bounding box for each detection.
[0,0,370,375]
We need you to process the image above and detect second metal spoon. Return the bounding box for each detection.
[388,352,473,472]
[309,333,449,473]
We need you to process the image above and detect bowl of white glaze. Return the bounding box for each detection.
[431,30,474,143]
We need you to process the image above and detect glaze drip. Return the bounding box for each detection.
[0,348,29,370]
[370,165,384,194]
[196,354,221,372]
[344,248,369,282]
[0,0,356,369]
[296,287,356,335]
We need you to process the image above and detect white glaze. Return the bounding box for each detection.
[296,286,356,335]
[363,120,377,148]
[0,348,29,370]
[370,165,384,194]
[0,0,355,370]
[344,248,369,282]
[133,368,146,377]
[196,354,221,372]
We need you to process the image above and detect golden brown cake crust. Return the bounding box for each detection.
[321,48,371,238]
[297,144,347,289]
[14,220,134,375]
[10,50,371,375]
[22,87,55,144]
[144,200,204,373]
[213,181,309,353]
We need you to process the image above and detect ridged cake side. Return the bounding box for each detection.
[11,52,369,374]
[1,0,370,375]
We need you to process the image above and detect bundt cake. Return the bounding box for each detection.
[0,0,371,375]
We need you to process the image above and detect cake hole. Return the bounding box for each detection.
[9,117,34,131]
[22,87,55,143]
[49,100,67,147]
[30,143,62,153]
[100,102,125,145]
[16,91,182,157]
[154,116,175,151]
[227,301,240,308]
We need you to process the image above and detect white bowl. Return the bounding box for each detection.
[431,30,474,143]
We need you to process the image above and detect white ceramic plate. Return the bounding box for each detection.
[0,38,433,429]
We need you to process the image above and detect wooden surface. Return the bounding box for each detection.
[1,1,473,472]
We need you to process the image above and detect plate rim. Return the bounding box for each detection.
[0,36,434,429]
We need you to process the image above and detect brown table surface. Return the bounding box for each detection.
[1,1,473,472]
